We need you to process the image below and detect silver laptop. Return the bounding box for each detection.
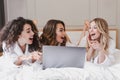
[42,46,86,69]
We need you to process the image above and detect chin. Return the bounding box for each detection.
[58,41,63,43]
[28,41,33,44]
[91,38,95,40]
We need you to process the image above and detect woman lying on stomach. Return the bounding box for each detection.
[39,19,73,47]
[0,17,42,66]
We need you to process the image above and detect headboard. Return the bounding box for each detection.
[66,28,118,48]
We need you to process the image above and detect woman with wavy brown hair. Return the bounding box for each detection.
[39,19,72,47]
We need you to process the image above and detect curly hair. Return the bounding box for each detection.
[39,19,67,46]
[0,17,41,52]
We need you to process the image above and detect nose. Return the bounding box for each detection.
[31,30,34,35]
[62,31,66,36]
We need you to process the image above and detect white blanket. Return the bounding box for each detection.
[14,62,120,80]
[0,50,120,80]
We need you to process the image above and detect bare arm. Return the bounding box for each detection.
[86,47,95,61]
[77,20,89,46]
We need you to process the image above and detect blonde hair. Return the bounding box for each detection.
[87,18,110,52]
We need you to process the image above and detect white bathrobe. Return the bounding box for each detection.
[2,41,32,65]
[78,36,116,66]
[0,41,120,80]
[0,41,42,70]
[0,42,42,80]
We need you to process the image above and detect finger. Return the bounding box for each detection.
[38,52,42,56]
[87,35,90,43]
[85,20,90,28]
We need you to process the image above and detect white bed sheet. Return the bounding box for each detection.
[0,49,120,80]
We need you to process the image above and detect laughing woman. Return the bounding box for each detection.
[77,18,115,66]
[0,17,42,66]
[39,19,73,47]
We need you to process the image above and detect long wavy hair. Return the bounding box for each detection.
[87,18,111,53]
[39,19,67,46]
[0,17,41,52]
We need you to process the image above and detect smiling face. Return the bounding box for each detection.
[88,21,101,40]
[56,23,65,43]
[18,24,34,45]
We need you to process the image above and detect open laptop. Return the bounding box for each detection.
[42,46,86,70]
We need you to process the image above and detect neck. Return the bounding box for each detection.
[17,41,26,53]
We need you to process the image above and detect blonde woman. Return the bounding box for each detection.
[77,18,115,66]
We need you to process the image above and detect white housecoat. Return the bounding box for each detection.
[78,36,116,66]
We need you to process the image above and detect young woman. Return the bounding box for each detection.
[77,18,115,66]
[39,19,72,47]
[0,17,42,66]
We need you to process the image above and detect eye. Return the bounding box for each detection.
[94,26,97,29]
[60,29,64,32]
[26,30,30,33]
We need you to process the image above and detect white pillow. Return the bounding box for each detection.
[113,49,120,64]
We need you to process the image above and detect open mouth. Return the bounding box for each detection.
[90,33,96,40]
[90,33,95,37]
[61,37,65,40]
[29,37,33,40]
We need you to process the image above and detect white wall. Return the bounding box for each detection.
[4,0,27,23]
[4,0,120,26]
[4,0,120,49]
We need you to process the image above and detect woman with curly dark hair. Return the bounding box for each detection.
[0,17,42,66]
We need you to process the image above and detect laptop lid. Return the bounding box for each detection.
[42,46,86,69]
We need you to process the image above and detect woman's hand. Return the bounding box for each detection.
[15,55,29,65]
[31,51,42,63]
[83,20,90,31]
[90,40,103,51]
[87,37,107,63]
[77,20,90,46]
[87,34,103,51]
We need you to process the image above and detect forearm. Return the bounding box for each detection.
[77,30,86,45]
[86,47,94,61]
[87,53,93,61]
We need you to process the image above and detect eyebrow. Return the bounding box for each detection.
[59,28,64,30]
[26,28,31,30]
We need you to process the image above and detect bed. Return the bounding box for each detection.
[0,28,120,80]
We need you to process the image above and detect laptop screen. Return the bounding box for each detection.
[42,46,86,69]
